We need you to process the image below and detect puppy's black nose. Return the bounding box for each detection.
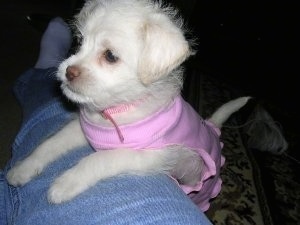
[66,65,81,81]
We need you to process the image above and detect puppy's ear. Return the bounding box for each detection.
[138,17,192,85]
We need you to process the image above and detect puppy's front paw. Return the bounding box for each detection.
[48,168,88,204]
[6,160,42,186]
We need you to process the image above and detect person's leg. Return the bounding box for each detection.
[9,17,74,160]
[14,17,72,122]
[2,17,212,225]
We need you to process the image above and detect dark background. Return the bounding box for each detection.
[183,1,298,115]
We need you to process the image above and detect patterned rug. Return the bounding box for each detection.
[183,69,299,225]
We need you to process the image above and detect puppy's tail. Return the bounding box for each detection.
[208,96,251,128]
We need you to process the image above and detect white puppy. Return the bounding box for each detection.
[7,0,249,209]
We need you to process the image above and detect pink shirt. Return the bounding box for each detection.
[80,96,224,211]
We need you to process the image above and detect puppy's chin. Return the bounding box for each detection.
[61,84,92,105]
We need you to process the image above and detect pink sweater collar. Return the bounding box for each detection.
[80,96,182,149]
[99,98,146,142]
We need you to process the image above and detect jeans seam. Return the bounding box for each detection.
[9,185,20,225]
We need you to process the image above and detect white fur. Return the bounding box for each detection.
[7,0,249,204]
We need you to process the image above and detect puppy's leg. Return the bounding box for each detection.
[170,147,203,186]
[7,118,87,186]
[48,146,203,204]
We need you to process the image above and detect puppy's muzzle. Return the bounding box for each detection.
[66,65,81,81]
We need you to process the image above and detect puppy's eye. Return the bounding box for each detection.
[104,50,118,63]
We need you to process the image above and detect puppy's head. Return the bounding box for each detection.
[57,0,193,110]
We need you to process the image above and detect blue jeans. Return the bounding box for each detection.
[0,68,212,225]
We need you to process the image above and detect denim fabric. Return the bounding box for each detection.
[1,171,6,225]
[1,68,212,225]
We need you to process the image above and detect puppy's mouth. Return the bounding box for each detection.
[61,83,92,104]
